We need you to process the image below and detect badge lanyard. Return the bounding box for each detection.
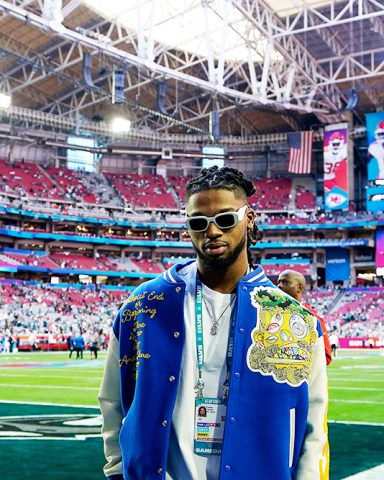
[195,276,237,401]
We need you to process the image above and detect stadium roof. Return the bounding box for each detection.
[0,0,383,139]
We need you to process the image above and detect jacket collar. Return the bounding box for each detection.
[163,260,272,288]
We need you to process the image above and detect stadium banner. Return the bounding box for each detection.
[323,124,349,211]
[375,229,384,277]
[366,184,384,213]
[339,337,382,348]
[325,247,350,282]
[366,112,384,212]
[366,111,384,181]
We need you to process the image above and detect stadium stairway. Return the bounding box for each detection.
[166,177,183,210]
[37,164,67,197]
[328,289,346,315]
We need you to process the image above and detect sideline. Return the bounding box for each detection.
[328,419,384,427]
[0,399,99,408]
[341,464,384,480]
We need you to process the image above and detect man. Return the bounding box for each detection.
[89,332,100,360]
[73,333,85,359]
[329,332,340,357]
[277,269,332,366]
[99,166,329,480]
[68,334,75,359]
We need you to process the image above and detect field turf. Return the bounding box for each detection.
[0,349,383,479]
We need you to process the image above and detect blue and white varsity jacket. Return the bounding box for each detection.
[98,261,329,480]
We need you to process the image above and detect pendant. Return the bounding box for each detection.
[210,325,218,335]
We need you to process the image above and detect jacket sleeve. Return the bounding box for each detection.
[294,334,330,480]
[318,316,332,366]
[98,330,124,480]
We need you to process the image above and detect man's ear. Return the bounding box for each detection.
[298,283,305,294]
[247,207,256,226]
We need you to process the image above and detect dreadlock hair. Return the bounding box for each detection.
[185,166,261,269]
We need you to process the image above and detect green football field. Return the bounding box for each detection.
[0,349,383,479]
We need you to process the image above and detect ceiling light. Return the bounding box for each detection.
[111,117,131,133]
[0,93,11,109]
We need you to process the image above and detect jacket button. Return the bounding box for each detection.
[224,465,231,472]
[169,375,176,382]
[241,285,247,291]
[239,327,244,334]
[173,331,180,338]
[162,420,168,426]
[230,417,236,424]
[157,467,163,474]
[234,372,240,378]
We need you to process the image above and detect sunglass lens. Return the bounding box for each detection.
[215,213,236,229]
[189,218,208,231]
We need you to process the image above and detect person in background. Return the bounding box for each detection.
[99,166,329,480]
[329,332,340,357]
[74,332,85,359]
[68,334,75,359]
[277,269,332,366]
[89,332,100,360]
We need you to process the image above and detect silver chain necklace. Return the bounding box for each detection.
[203,295,236,335]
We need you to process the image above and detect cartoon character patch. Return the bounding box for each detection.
[247,286,318,386]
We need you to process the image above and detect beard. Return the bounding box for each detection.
[192,231,247,271]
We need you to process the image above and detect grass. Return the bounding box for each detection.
[0,349,383,479]
[0,351,105,405]
[327,349,384,424]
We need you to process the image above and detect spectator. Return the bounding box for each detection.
[329,332,340,357]
[73,333,85,359]
[277,269,332,365]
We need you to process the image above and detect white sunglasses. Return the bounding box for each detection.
[186,205,248,232]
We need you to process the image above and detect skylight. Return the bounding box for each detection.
[82,0,282,63]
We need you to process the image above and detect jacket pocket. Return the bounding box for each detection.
[289,408,295,468]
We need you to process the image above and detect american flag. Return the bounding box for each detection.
[287,131,314,174]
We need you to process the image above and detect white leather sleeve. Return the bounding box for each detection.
[294,335,330,480]
[98,331,124,479]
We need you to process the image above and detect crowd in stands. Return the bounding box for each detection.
[305,289,339,317]
[0,158,352,217]
[1,279,383,355]
[1,159,384,229]
[326,289,384,338]
[249,177,293,211]
[0,159,65,201]
[1,159,384,350]
[1,251,58,269]
[0,281,127,355]
[0,250,166,273]
[304,286,384,340]
[46,167,124,207]
[262,263,311,277]
[104,172,179,210]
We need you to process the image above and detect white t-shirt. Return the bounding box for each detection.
[166,264,236,480]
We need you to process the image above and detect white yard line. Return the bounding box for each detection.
[0,399,99,408]
[328,378,384,382]
[0,383,98,390]
[0,373,101,381]
[328,420,384,427]
[330,387,384,391]
[330,399,382,404]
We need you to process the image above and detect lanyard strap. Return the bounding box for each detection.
[195,275,237,399]
[195,277,205,397]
